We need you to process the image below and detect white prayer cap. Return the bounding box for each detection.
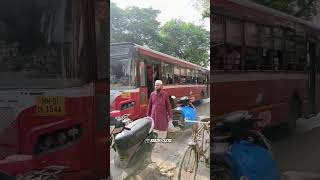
[155,80,163,85]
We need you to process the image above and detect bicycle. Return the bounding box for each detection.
[177,116,210,180]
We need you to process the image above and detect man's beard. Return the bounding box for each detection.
[156,88,161,93]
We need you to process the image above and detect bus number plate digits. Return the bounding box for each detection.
[121,92,130,98]
[36,96,65,116]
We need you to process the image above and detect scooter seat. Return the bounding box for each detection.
[114,117,152,150]
[222,111,250,124]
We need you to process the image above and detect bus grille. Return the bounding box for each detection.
[0,107,17,159]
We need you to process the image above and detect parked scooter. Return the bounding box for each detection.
[171,96,198,128]
[212,111,280,180]
[110,114,156,169]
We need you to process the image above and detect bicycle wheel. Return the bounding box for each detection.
[177,146,198,180]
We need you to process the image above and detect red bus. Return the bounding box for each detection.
[212,0,320,132]
[0,0,109,179]
[110,42,210,120]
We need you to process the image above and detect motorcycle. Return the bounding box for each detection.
[212,111,280,180]
[171,96,198,128]
[110,114,156,169]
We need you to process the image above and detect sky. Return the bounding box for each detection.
[110,0,210,31]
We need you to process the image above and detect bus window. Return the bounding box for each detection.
[213,45,225,70]
[260,26,273,70]
[245,47,259,70]
[226,18,242,46]
[174,66,181,84]
[164,63,173,84]
[197,70,202,84]
[274,27,284,71]
[186,69,191,84]
[296,41,307,71]
[285,37,296,71]
[190,70,196,84]
[161,62,166,84]
[245,22,258,47]
[226,45,241,71]
[212,14,224,44]
[245,22,259,70]
[181,68,186,84]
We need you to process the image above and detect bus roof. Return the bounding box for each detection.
[215,0,320,32]
[111,42,209,72]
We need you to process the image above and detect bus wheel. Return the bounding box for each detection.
[287,97,301,134]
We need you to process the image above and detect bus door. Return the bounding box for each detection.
[146,63,160,98]
[139,60,148,117]
[307,41,316,115]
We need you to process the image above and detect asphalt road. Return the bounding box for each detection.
[263,114,320,177]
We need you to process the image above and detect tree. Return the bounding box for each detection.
[110,4,210,68]
[196,0,210,18]
[110,3,161,49]
[249,0,320,20]
[159,20,209,67]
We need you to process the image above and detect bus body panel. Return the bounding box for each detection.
[0,83,107,178]
[212,73,309,126]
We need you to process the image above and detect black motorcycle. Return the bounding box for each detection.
[110,115,157,168]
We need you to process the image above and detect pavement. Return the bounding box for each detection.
[263,113,320,180]
[110,99,210,180]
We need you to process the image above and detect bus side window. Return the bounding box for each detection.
[165,64,173,84]
[174,66,181,84]
[161,62,167,84]
[186,69,191,84]
[181,68,186,84]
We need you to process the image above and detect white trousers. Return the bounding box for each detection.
[153,129,167,139]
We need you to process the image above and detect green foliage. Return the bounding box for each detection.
[159,20,209,67]
[197,0,210,18]
[110,3,161,49]
[111,3,209,68]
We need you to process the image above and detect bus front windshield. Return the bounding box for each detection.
[110,57,136,90]
[0,0,88,87]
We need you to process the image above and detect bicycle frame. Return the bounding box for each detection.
[188,120,210,162]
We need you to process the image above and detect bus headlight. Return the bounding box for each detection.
[34,126,81,155]
[121,101,135,110]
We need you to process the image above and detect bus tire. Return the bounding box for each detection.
[287,96,302,134]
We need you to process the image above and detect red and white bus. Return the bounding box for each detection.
[110,42,209,120]
[0,0,109,179]
[212,0,320,132]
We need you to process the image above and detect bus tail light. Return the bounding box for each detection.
[33,126,81,155]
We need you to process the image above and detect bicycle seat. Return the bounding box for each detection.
[222,111,251,124]
[198,116,210,122]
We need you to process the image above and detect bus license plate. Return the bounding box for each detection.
[36,96,65,116]
[121,92,130,98]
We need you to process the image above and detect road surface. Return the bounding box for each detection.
[265,114,320,177]
[110,99,210,180]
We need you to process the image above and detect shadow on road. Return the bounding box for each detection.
[263,124,291,142]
